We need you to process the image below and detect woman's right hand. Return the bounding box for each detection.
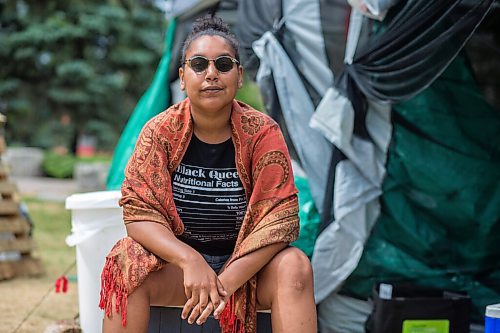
[181,253,227,324]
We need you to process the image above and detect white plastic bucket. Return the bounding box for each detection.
[65,190,126,333]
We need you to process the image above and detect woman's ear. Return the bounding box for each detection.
[237,65,243,88]
[179,67,185,91]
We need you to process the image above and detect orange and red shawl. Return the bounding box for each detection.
[99,98,299,333]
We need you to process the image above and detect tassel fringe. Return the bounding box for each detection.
[219,294,245,333]
[99,256,128,327]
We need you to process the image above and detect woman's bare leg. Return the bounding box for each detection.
[103,263,187,333]
[256,247,317,333]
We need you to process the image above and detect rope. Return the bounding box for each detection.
[11,259,77,333]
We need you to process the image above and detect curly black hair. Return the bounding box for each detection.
[181,15,240,65]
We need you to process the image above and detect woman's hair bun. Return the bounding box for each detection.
[191,15,230,35]
[181,14,239,64]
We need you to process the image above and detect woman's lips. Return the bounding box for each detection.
[202,85,223,91]
[201,86,223,94]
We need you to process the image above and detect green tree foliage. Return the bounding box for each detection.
[0,0,166,151]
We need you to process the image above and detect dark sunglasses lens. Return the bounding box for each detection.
[215,57,234,72]
[190,57,209,72]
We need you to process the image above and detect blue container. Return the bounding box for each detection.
[485,303,500,333]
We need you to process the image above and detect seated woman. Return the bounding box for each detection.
[99,15,317,333]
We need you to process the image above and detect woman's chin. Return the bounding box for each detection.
[196,98,233,112]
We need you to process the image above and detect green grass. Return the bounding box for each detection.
[23,197,76,278]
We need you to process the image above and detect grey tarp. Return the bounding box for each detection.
[239,0,391,306]
[253,31,332,210]
[318,293,372,333]
[310,88,391,302]
[281,0,333,96]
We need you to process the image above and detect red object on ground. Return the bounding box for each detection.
[55,276,69,293]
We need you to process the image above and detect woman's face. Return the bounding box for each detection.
[179,35,243,114]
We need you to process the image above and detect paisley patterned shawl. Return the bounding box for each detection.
[99,98,299,333]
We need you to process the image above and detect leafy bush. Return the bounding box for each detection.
[42,151,113,179]
[42,152,76,178]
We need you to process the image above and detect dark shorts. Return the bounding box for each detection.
[201,253,230,273]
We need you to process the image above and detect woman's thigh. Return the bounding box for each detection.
[143,263,188,306]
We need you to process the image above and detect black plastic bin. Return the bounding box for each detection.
[148,306,272,333]
[366,283,471,333]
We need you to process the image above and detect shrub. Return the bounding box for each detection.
[42,152,76,178]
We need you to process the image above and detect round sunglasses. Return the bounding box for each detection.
[184,56,239,74]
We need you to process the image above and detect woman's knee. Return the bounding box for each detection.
[274,247,314,293]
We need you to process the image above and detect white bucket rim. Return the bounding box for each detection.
[66,190,122,210]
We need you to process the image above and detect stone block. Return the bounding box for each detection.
[74,162,110,192]
[3,147,44,177]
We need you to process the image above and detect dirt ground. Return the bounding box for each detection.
[0,274,79,333]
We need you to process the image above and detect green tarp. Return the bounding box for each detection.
[342,54,500,321]
[293,176,321,258]
[106,19,177,190]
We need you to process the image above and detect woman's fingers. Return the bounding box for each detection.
[198,288,209,313]
[209,280,222,309]
[181,297,194,320]
[196,303,214,325]
[182,288,198,319]
[187,303,201,324]
[184,286,192,300]
[213,299,227,319]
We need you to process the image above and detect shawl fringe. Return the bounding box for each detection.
[219,294,245,333]
[99,256,128,327]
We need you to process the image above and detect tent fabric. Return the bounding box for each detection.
[318,293,372,333]
[344,10,363,65]
[310,92,391,302]
[167,1,229,83]
[310,0,496,307]
[257,71,300,162]
[106,19,177,190]
[253,31,333,213]
[340,54,500,321]
[236,0,282,76]
[244,0,342,214]
[311,90,390,188]
[282,0,333,96]
[319,0,350,76]
[162,0,208,19]
[308,6,392,301]
[237,0,333,107]
[336,0,496,103]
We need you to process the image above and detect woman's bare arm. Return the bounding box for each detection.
[126,222,196,268]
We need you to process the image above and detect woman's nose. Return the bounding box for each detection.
[205,61,218,79]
